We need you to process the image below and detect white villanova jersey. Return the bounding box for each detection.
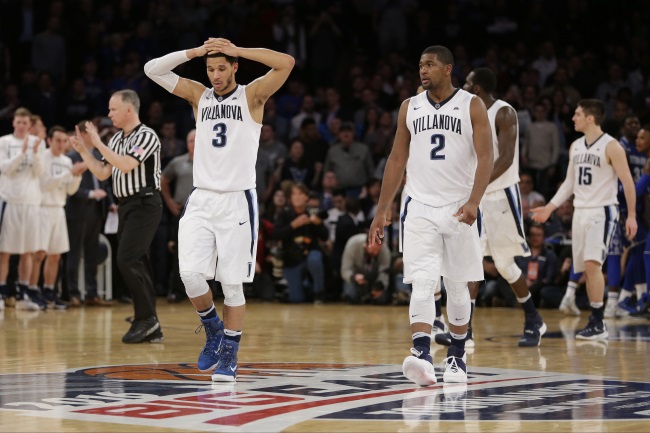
[40,149,81,207]
[0,133,43,205]
[194,85,261,192]
[405,88,475,207]
[570,133,618,208]
[485,99,519,193]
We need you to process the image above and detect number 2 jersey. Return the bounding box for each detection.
[195,85,261,192]
[405,88,475,207]
[568,133,619,208]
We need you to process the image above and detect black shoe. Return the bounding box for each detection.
[42,289,69,310]
[143,328,165,343]
[518,317,547,347]
[122,317,161,344]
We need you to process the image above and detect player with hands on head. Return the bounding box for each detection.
[144,37,294,381]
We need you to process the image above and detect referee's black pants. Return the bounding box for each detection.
[117,192,163,321]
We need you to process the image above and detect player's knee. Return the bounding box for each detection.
[412,278,438,301]
[223,283,246,307]
[180,271,210,299]
[444,278,470,306]
[493,257,522,284]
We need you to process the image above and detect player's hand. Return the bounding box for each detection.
[204,38,238,56]
[454,201,479,225]
[354,273,367,285]
[530,205,552,223]
[71,161,87,176]
[166,199,182,217]
[32,138,43,153]
[368,210,391,246]
[22,136,29,154]
[193,44,208,57]
[91,189,107,200]
[625,215,638,240]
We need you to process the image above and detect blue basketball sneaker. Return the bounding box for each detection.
[211,339,239,382]
[196,316,224,372]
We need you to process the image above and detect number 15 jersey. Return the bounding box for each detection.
[195,85,262,192]
[405,88,476,207]
[569,133,619,208]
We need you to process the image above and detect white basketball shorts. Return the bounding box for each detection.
[480,185,531,261]
[0,201,41,254]
[39,206,70,254]
[572,205,619,273]
[401,196,484,283]
[178,188,259,283]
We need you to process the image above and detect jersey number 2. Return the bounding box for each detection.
[430,134,445,160]
[212,123,227,148]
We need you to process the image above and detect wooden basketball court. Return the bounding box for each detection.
[1,301,649,432]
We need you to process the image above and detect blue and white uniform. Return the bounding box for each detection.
[179,85,261,283]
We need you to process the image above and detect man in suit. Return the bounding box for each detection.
[64,120,113,306]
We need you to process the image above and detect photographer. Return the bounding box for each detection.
[273,182,328,303]
[340,233,391,304]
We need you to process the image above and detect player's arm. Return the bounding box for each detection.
[203,38,295,118]
[532,143,576,223]
[455,96,493,225]
[0,137,28,175]
[490,105,518,182]
[607,139,638,239]
[368,99,411,246]
[144,46,208,108]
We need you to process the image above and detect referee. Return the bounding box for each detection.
[70,89,164,344]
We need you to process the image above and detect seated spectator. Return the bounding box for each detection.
[519,171,546,210]
[340,233,391,304]
[514,222,560,307]
[279,138,319,190]
[272,183,329,303]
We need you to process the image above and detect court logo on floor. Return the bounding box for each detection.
[1,363,649,431]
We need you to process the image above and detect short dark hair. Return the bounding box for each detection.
[47,125,67,138]
[421,45,454,65]
[578,99,605,125]
[472,67,497,94]
[204,52,238,65]
[113,89,141,114]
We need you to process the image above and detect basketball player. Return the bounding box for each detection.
[0,107,45,311]
[369,45,493,386]
[434,67,546,348]
[144,38,294,381]
[532,99,637,340]
[29,126,86,309]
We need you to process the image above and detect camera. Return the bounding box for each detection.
[306,207,327,219]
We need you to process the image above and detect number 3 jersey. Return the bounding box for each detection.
[569,133,619,208]
[195,85,261,192]
[405,88,475,207]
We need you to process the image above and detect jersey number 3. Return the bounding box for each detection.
[212,123,227,148]
[430,134,445,160]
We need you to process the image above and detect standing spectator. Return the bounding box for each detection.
[521,102,560,199]
[290,95,321,139]
[70,90,163,344]
[340,233,391,304]
[65,120,114,307]
[30,126,85,309]
[259,123,287,169]
[31,17,66,85]
[323,122,374,198]
[0,108,44,311]
[531,41,557,88]
[161,129,195,303]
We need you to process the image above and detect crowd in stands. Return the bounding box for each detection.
[1,0,649,311]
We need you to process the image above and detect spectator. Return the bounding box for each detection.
[272,182,328,303]
[521,102,560,198]
[514,222,559,307]
[279,138,319,190]
[318,170,338,211]
[340,233,391,304]
[158,119,185,168]
[323,122,375,197]
[519,172,546,210]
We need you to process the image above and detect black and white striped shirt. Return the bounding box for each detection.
[106,124,161,198]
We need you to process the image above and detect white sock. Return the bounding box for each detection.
[566,281,578,297]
